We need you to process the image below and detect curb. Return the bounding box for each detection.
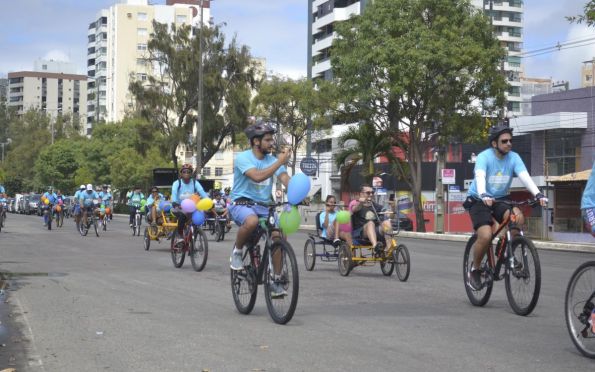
[298,225,595,254]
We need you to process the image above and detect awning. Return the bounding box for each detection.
[548,169,592,183]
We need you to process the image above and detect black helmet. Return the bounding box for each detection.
[488,125,513,144]
[244,120,276,140]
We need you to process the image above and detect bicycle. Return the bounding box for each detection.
[170,220,208,271]
[55,207,64,228]
[0,203,6,232]
[79,206,99,237]
[99,211,108,231]
[463,199,542,316]
[230,201,299,325]
[565,260,595,358]
[131,206,142,236]
[213,213,227,242]
[43,204,53,230]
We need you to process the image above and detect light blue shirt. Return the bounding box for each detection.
[468,148,527,199]
[147,193,165,206]
[79,190,99,207]
[43,192,58,205]
[319,211,336,239]
[171,180,208,204]
[231,150,287,204]
[126,191,145,207]
[99,191,112,206]
[0,185,5,194]
[581,161,595,210]
[74,190,84,200]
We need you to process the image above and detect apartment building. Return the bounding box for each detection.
[0,78,7,102]
[87,0,210,134]
[520,77,552,116]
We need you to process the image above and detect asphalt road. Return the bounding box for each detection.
[0,212,594,371]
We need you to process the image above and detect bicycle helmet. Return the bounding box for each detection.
[86,184,93,191]
[180,163,193,173]
[150,186,159,193]
[244,120,276,140]
[79,184,85,190]
[488,125,513,144]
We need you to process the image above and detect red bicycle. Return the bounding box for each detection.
[170,221,208,272]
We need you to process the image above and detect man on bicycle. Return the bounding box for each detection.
[466,125,547,290]
[0,185,6,223]
[349,185,393,256]
[79,184,99,227]
[228,121,292,298]
[99,185,113,221]
[73,185,85,227]
[146,186,165,226]
[170,164,209,245]
[126,186,145,227]
[42,187,58,226]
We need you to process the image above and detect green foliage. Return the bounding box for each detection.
[109,147,169,192]
[34,139,83,192]
[129,20,259,169]
[567,1,595,26]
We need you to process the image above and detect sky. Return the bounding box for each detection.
[0,0,593,87]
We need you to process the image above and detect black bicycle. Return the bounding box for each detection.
[230,201,299,325]
[131,206,142,236]
[463,199,542,316]
[79,206,99,237]
[565,260,595,358]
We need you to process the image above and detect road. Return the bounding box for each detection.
[0,212,594,371]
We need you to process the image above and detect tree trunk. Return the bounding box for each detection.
[409,137,426,232]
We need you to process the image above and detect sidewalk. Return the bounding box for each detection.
[299,225,595,254]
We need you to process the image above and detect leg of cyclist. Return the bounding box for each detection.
[151,205,157,226]
[469,200,500,290]
[173,209,188,245]
[129,206,136,227]
[229,204,260,270]
[361,220,382,253]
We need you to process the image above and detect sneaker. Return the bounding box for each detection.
[468,268,483,291]
[129,223,133,227]
[374,242,384,255]
[174,237,185,247]
[269,281,287,298]
[230,248,244,270]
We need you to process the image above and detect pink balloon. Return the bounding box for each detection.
[339,223,352,233]
[181,198,197,214]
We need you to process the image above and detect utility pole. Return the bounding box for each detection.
[196,1,206,174]
[434,145,445,234]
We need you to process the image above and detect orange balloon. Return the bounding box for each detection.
[55,205,62,212]
[105,207,111,215]
[190,194,200,203]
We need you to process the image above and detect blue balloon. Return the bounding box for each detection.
[192,210,205,226]
[158,201,166,211]
[287,173,311,205]
[163,202,172,213]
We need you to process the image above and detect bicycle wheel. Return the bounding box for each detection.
[218,221,226,242]
[79,219,89,236]
[47,212,52,231]
[170,229,185,268]
[380,253,394,276]
[565,261,595,359]
[338,243,352,276]
[143,227,151,251]
[190,227,208,272]
[303,238,316,271]
[102,215,107,231]
[264,239,299,325]
[504,236,541,316]
[136,214,141,236]
[231,245,260,315]
[93,215,99,237]
[394,244,411,282]
[463,235,493,307]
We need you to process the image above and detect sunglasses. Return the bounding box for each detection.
[151,190,158,193]
[181,170,192,174]
[363,191,374,195]
[500,139,512,144]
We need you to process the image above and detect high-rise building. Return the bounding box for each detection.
[520,77,552,116]
[473,0,524,117]
[87,0,210,134]
[308,0,368,81]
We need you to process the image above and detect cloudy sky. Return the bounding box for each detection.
[0,0,594,87]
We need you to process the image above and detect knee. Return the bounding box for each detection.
[242,215,258,231]
[476,226,492,244]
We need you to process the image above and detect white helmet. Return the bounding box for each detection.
[79,184,85,190]
[86,184,93,191]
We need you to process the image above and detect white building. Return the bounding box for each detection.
[87,0,210,134]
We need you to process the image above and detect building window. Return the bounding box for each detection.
[176,15,187,23]
[136,73,148,81]
[545,129,583,176]
[137,43,148,51]
[137,12,148,21]
[137,28,147,37]
[202,167,211,176]
[137,58,147,66]
[215,167,223,176]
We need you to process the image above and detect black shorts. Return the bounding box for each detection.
[468,199,510,230]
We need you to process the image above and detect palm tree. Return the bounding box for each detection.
[335,121,401,192]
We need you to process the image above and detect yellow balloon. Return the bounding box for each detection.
[197,197,213,211]
[44,198,50,205]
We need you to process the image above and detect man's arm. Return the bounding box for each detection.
[244,160,286,184]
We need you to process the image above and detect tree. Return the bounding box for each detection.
[253,77,334,174]
[331,0,507,231]
[567,1,595,26]
[34,139,83,192]
[130,21,259,170]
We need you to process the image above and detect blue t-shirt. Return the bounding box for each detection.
[43,192,58,205]
[0,185,5,194]
[146,193,165,206]
[99,191,112,206]
[581,161,595,210]
[319,211,337,238]
[467,148,527,199]
[231,150,287,204]
[127,191,145,207]
[171,180,208,204]
[79,190,99,207]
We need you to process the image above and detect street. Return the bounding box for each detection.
[0,212,594,371]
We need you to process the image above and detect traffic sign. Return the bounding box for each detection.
[441,168,456,185]
[300,157,318,176]
[448,185,460,192]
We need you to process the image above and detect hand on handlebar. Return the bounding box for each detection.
[535,193,548,207]
[480,193,494,207]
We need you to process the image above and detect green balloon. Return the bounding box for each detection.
[140,199,147,206]
[336,210,351,224]
[140,206,145,213]
[280,206,300,235]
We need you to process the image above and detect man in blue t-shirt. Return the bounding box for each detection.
[466,125,547,290]
[79,184,100,227]
[229,121,292,298]
[581,161,595,237]
[170,163,208,243]
[99,185,113,220]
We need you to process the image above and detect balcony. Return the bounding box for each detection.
[312,59,332,77]
[312,2,360,32]
[312,33,334,54]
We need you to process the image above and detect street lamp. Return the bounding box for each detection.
[196,0,212,173]
[1,138,12,162]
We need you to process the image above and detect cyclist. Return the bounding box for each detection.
[126,186,145,228]
[320,195,353,249]
[466,125,547,291]
[79,184,99,227]
[349,185,393,256]
[73,185,85,227]
[42,187,58,226]
[211,191,230,229]
[0,185,6,224]
[228,121,293,298]
[146,186,165,226]
[581,160,595,237]
[99,185,113,221]
[170,163,208,245]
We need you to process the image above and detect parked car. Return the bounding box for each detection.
[27,194,41,215]
[391,212,414,232]
[62,197,73,218]
[8,198,16,213]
